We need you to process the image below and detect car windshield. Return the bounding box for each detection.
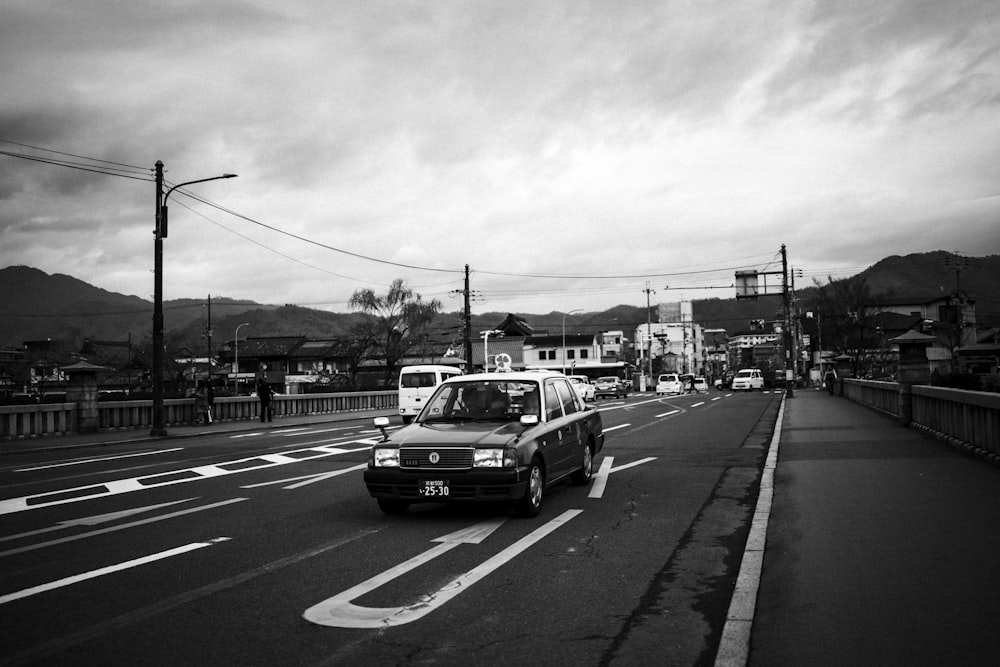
[419,380,541,423]
[736,370,753,378]
[597,376,617,383]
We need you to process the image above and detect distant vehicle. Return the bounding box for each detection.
[594,376,628,399]
[693,377,709,393]
[731,368,764,391]
[568,375,596,402]
[656,373,682,395]
[397,365,463,423]
[365,371,604,517]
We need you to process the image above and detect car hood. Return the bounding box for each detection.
[386,421,528,447]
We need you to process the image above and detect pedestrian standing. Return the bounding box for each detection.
[257,378,273,423]
[194,380,211,425]
[206,382,215,423]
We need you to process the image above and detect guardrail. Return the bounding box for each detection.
[841,378,1000,464]
[1,391,398,440]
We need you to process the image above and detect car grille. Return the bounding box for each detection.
[399,447,474,470]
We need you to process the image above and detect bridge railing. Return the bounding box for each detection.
[1,391,398,441]
[841,378,1000,462]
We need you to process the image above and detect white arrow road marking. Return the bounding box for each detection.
[611,457,657,473]
[0,498,195,543]
[589,457,614,498]
[14,448,185,472]
[588,456,657,499]
[0,498,247,558]
[240,463,368,489]
[0,537,231,605]
[0,438,372,516]
[304,510,582,628]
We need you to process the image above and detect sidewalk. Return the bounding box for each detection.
[749,388,1000,666]
[0,408,399,455]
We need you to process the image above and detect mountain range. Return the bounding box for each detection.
[2,252,998,351]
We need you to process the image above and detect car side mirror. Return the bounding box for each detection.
[374,416,391,441]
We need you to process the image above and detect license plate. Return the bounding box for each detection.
[419,479,450,497]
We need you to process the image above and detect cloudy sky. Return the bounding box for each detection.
[2,0,998,317]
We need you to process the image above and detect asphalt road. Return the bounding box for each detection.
[0,390,780,666]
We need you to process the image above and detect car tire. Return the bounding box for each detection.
[377,499,409,514]
[514,458,544,517]
[571,441,594,486]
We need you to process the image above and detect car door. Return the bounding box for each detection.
[546,378,584,479]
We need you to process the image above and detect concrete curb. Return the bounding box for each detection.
[714,393,785,666]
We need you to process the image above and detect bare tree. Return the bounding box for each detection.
[349,279,442,383]
[807,275,885,377]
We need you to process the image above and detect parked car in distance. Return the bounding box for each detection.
[656,373,682,395]
[731,368,765,391]
[364,371,604,517]
[693,376,709,393]
[594,376,628,398]
[568,374,596,402]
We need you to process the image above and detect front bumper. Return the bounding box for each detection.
[364,467,529,503]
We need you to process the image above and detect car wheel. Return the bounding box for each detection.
[514,459,544,517]
[571,442,594,486]
[377,499,409,514]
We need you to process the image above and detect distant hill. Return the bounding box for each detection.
[1,252,997,350]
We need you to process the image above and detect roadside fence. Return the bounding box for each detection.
[0,391,397,441]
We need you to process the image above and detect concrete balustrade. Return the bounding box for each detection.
[1,391,397,441]
[840,378,1000,464]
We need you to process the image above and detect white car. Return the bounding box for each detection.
[731,368,764,391]
[693,377,709,393]
[568,375,596,402]
[656,373,682,395]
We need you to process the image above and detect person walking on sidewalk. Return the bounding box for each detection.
[257,378,273,423]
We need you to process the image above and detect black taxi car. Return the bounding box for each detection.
[364,371,604,517]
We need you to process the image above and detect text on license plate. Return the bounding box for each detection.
[419,479,450,497]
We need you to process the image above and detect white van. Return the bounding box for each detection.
[656,373,682,395]
[731,368,764,391]
[398,365,463,423]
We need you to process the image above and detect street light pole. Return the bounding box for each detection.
[562,309,582,375]
[150,163,237,436]
[480,330,503,372]
[234,322,250,395]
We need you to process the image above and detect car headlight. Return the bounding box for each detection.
[474,448,516,468]
[372,448,400,467]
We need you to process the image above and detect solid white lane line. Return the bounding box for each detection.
[0,538,231,605]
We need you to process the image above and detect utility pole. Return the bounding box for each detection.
[463,264,473,373]
[151,161,166,436]
[150,164,237,437]
[781,244,794,397]
[644,283,655,389]
[205,294,212,382]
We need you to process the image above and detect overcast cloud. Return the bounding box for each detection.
[1,0,998,317]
